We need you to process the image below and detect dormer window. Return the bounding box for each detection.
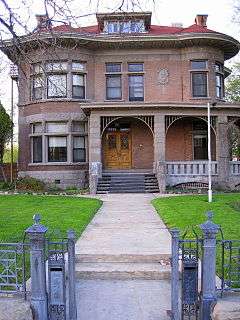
[104,20,145,34]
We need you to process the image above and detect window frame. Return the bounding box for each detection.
[128,63,144,102]
[72,73,86,99]
[47,136,68,163]
[105,63,122,100]
[190,60,209,98]
[31,136,43,163]
[215,62,224,99]
[72,136,86,163]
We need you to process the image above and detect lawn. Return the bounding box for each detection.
[152,194,240,240]
[0,195,102,242]
[152,193,240,282]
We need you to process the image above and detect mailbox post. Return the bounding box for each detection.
[25,214,48,320]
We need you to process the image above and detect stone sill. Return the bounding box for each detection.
[28,162,88,166]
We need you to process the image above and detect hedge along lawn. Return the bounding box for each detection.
[0,195,102,242]
[152,194,240,278]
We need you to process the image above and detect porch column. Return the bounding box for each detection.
[89,113,102,194]
[216,116,230,189]
[154,114,166,193]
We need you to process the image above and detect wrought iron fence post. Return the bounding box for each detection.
[170,228,180,320]
[200,211,220,320]
[68,229,77,320]
[25,214,48,320]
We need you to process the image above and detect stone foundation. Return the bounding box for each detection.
[18,170,88,189]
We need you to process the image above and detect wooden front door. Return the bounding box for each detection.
[103,130,132,169]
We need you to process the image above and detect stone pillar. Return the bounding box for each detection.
[154,114,166,193]
[216,116,230,189]
[170,228,180,320]
[200,211,220,320]
[88,113,102,194]
[68,230,77,320]
[25,214,48,320]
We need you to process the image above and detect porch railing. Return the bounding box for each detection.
[166,161,218,176]
[230,161,240,175]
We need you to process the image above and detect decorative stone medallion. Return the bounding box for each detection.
[157,68,169,85]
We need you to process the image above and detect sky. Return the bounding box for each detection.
[0,0,239,140]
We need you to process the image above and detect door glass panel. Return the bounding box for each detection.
[121,135,129,149]
[108,135,117,149]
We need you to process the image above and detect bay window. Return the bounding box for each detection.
[30,60,87,101]
[30,121,87,164]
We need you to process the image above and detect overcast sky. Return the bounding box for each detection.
[0,0,239,138]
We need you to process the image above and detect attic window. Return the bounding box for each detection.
[104,20,145,34]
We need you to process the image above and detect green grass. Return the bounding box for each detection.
[0,195,102,242]
[152,194,240,240]
[152,194,240,282]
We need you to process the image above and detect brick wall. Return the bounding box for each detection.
[166,118,216,161]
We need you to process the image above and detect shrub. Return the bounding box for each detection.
[16,176,45,192]
[0,181,14,190]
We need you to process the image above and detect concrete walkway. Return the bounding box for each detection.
[75,193,172,320]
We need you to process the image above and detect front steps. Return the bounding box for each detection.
[97,172,159,194]
[75,253,171,280]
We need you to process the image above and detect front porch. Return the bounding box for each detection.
[85,105,240,193]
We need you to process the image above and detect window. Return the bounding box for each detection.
[72,74,85,99]
[105,20,145,34]
[106,76,122,100]
[191,60,207,70]
[31,63,43,101]
[193,135,208,160]
[215,62,224,99]
[48,136,67,162]
[32,123,42,133]
[192,73,208,97]
[128,63,144,72]
[128,63,144,101]
[106,63,122,100]
[46,122,67,133]
[72,121,85,133]
[191,60,208,98]
[30,121,87,164]
[106,63,121,73]
[30,61,87,101]
[73,136,86,162]
[32,136,42,163]
[47,74,67,98]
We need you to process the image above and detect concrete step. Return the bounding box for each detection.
[75,253,171,263]
[75,262,171,280]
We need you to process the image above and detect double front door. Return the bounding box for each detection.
[103,130,132,169]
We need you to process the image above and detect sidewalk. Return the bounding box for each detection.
[74,193,172,320]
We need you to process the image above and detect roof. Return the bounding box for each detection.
[49,23,217,36]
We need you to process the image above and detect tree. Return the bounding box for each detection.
[0,101,13,181]
[225,63,240,102]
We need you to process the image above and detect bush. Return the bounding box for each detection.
[0,181,14,190]
[16,177,45,192]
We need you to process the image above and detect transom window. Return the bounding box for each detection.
[30,121,87,163]
[190,60,208,98]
